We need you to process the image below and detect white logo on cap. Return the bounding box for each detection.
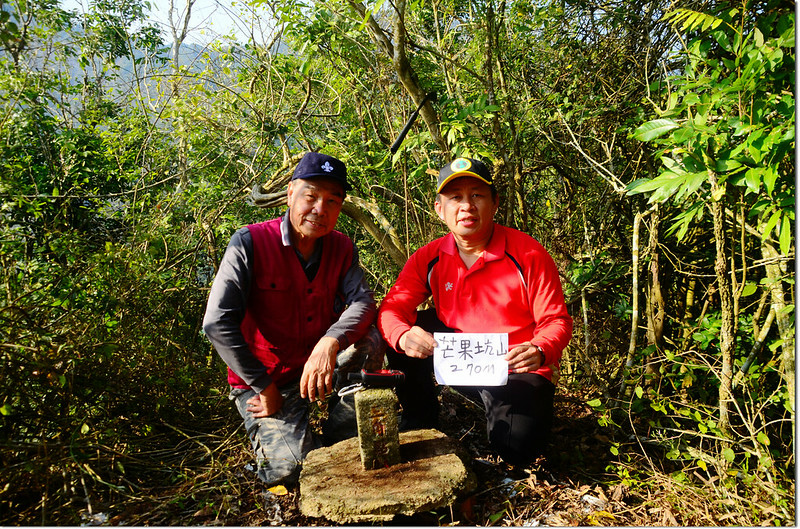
[321,161,334,173]
[445,281,453,291]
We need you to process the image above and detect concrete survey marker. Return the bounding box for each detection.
[299,428,476,523]
[354,388,401,469]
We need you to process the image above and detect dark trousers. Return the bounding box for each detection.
[387,309,555,465]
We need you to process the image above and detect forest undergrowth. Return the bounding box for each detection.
[4,380,789,527]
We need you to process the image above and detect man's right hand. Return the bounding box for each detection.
[246,383,283,417]
[398,326,437,358]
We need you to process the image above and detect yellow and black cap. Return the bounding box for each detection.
[436,157,492,193]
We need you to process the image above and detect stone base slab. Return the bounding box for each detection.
[299,429,476,523]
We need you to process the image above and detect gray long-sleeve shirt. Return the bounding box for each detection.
[202,211,377,393]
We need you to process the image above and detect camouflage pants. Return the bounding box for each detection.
[230,327,385,486]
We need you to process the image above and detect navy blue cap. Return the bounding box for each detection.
[291,152,351,192]
[436,157,492,193]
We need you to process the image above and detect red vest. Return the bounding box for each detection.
[228,218,354,388]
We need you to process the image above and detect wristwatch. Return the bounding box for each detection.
[533,345,545,365]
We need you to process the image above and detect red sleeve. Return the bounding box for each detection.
[377,244,437,351]
[527,245,573,366]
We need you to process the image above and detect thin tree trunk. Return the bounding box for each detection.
[681,278,697,342]
[645,206,664,384]
[728,207,794,424]
[483,4,526,231]
[761,241,795,419]
[708,171,734,436]
[341,197,408,266]
[620,210,642,398]
[168,0,195,190]
[580,288,603,393]
[347,0,447,155]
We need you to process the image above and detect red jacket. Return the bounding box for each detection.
[378,224,572,382]
[230,218,353,388]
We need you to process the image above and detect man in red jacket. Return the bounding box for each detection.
[203,152,380,486]
[378,157,572,465]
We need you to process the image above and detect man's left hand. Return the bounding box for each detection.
[300,336,340,401]
[505,342,544,373]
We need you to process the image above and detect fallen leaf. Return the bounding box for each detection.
[611,483,626,502]
[268,484,289,496]
[662,507,677,525]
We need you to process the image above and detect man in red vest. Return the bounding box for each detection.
[378,157,572,466]
[203,152,380,486]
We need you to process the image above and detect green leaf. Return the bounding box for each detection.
[715,156,743,174]
[779,215,792,255]
[744,168,762,194]
[711,28,733,52]
[488,509,506,524]
[587,398,603,408]
[763,210,781,239]
[757,431,770,446]
[661,156,687,174]
[0,404,10,416]
[679,172,707,199]
[626,177,664,195]
[741,282,758,297]
[81,423,90,435]
[633,119,680,141]
[723,447,735,463]
[635,386,644,398]
[753,28,765,48]
[647,172,690,203]
[763,166,779,196]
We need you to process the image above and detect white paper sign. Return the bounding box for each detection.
[433,332,509,386]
